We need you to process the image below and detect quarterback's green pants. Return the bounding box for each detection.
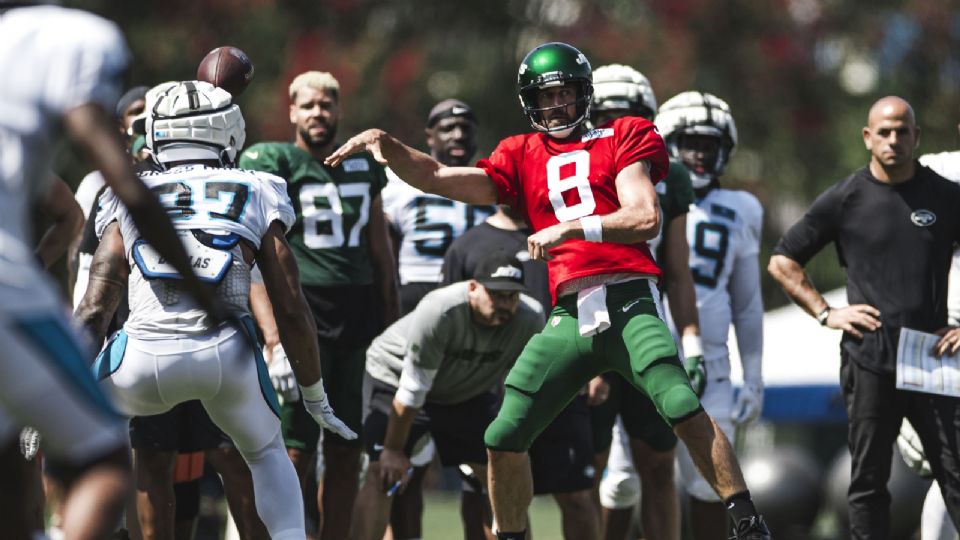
[484,279,702,452]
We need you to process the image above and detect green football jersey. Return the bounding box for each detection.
[651,159,695,264]
[239,142,388,286]
[658,159,695,225]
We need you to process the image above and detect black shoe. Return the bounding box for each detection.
[730,515,771,540]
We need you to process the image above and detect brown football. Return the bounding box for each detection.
[196,46,254,97]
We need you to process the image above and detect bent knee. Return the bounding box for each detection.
[485,417,533,453]
[658,384,702,426]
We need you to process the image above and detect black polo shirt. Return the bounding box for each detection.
[774,163,960,373]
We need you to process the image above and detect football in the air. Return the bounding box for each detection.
[197,46,254,97]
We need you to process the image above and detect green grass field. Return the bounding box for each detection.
[422,491,564,540]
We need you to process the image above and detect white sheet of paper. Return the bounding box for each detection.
[896,328,960,397]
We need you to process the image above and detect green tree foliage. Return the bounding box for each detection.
[66,0,960,306]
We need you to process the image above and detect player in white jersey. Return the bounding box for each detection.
[0,5,226,540]
[381,99,495,314]
[655,92,765,540]
[908,146,960,540]
[73,81,357,540]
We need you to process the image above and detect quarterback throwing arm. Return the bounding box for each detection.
[325,125,662,265]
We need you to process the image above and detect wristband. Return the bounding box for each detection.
[580,215,603,242]
[300,379,327,401]
[681,334,703,358]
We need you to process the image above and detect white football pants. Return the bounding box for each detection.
[99,323,305,540]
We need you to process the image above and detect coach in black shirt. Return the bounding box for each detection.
[769,96,960,539]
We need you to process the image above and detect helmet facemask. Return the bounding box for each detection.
[519,79,593,138]
[670,131,731,189]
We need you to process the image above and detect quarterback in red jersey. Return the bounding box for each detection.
[477,113,666,302]
[327,42,771,540]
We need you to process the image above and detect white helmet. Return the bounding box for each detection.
[144,80,245,167]
[591,64,658,119]
[655,92,737,189]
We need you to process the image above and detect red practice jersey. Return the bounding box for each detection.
[476,116,668,303]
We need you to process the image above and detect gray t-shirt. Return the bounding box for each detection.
[366,281,544,407]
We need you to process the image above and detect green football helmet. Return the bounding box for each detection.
[517,42,593,137]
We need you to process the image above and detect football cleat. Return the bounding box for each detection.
[730,515,772,540]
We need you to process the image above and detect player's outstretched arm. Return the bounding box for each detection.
[74,223,129,347]
[35,176,84,269]
[256,221,356,439]
[325,128,498,205]
[63,103,226,323]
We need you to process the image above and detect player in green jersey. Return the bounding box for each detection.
[239,71,399,540]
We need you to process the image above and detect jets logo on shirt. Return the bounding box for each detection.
[910,209,936,227]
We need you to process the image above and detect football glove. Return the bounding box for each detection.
[897,418,932,478]
[19,427,40,461]
[300,380,357,440]
[683,355,707,398]
[732,381,763,425]
[681,335,707,397]
[266,344,300,403]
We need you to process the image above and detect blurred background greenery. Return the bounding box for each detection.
[59,0,960,309]
[40,2,960,538]
[57,0,960,310]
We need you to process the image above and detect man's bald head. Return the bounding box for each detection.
[867,96,916,129]
[863,95,919,181]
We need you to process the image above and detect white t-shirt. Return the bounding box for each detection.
[97,164,295,338]
[381,169,494,284]
[920,151,960,325]
[0,5,128,287]
[687,188,764,381]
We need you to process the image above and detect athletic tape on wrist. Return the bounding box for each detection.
[300,379,327,402]
[681,334,703,358]
[580,215,603,242]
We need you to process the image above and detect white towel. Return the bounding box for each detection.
[577,284,611,337]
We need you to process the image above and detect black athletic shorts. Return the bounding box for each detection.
[399,282,440,316]
[363,377,497,466]
[129,400,229,452]
[529,394,596,494]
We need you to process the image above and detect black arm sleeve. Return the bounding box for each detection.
[773,182,843,265]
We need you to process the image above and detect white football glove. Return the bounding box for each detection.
[300,381,357,440]
[266,344,300,403]
[731,381,763,425]
[897,418,932,478]
[19,427,40,461]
